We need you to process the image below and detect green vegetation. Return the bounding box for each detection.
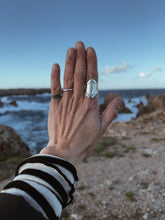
[60,209,70,219]
[82,157,88,163]
[151,137,160,142]
[6,157,24,165]
[0,156,26,181]
[104,151,115,158]
[94,141,105,153]
[77,185,87,191]
[125,191,136,201]
[94,137,118,155]
[124,146,136,153]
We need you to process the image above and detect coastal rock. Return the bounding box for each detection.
[99,94,132,114]
[8,101,18,107]
[136,94,165,117]
[0,100,4,108]
[0,88,51,97]
[0,124,30,160]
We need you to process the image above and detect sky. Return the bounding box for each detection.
[0,0,164,89]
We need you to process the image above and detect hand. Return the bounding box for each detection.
[40,41,123,166]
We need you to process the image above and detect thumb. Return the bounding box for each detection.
[100,96,123,135]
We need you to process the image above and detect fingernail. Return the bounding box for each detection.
[75,41,84,49]
[68,48,76,59]
[52,63,59,71]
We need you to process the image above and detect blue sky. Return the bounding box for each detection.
[0,0,164,89]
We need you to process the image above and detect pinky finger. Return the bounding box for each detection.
[51,63,61,96]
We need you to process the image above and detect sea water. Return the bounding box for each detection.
[0,89,164,154]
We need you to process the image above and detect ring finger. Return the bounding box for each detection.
[63,48,76,99]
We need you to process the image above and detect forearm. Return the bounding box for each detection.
[0,154,78,220]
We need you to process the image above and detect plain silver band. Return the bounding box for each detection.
[63,88,73,92]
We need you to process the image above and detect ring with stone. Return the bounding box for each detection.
[85,79,98,98]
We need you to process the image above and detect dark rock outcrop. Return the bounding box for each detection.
[136,94,165,118]
[0,124,30,160]
[8,101,18,107]
[0,100,4,108]
[99,94,132,114]
[0,88,51,97]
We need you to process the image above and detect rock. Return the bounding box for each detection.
[142,149,153,157]
[0,100,4,108]
[8,101,18,107]
[136,94,165,117]
[145,93,150,99]
[0,124,30,160]
[70,214,82,220]
[99,94,132,114]
[0,88,51,97]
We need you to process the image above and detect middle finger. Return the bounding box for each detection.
[73,41,86,99]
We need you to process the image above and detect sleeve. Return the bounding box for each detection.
[0,154,78,220]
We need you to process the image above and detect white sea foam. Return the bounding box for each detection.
[114,96,147,122]
[0,100,50,114]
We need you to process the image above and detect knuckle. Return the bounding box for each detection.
[52,86,61,94]
[64,75,74,85]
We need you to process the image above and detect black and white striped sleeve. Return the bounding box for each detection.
[0,154,78,220]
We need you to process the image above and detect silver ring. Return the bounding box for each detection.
[63,88,73,92]
[85,79,98,98]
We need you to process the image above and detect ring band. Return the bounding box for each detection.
[63,88,73,92]
[51,94,62,99]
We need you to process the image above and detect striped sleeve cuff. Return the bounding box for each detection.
[1,154,78,220]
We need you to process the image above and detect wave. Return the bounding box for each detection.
[0,100,50,114]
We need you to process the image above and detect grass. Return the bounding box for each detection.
[125,191,136,201]
[94,141,105,153]
[60,209,70,219]
[0,156,26,181]
[82,157,88,163]
[77,185,87,191]
[151,137,160,142]
[124,146,136,153]
[104,151,115,158]
[94,136,118,154]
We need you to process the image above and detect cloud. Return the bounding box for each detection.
[152,67,162,72]
[100,62,130,74]
[139,72,152,78]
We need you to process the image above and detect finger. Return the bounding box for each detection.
[100,97,123,135]
[73,41,86,99]
[86,47,98,82]
[85,47,98,104]
[51,63,61,98]
[63,48,76,99]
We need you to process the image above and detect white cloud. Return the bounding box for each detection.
[139,72,152,78]
[100,62,130,74]
[152,67,162,72]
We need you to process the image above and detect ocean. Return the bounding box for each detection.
[0,89,164,154]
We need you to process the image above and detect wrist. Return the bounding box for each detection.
[40,145,78,167]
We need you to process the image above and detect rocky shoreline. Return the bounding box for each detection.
[0,88,51,97]
[0,93,165,219]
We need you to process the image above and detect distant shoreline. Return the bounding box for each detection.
[0,88,51,97]
[0,88,164,97]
